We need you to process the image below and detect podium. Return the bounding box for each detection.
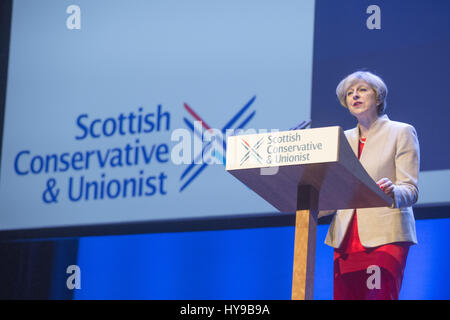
[225,126,392,300]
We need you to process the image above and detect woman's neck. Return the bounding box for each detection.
[358,115,378,138]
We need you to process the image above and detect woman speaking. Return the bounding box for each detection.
[322,71,420,300]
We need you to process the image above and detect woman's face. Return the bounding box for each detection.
[345,81,379,120]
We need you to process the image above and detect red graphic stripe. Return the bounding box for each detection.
[242,139,251,148]
[184,102,212,132]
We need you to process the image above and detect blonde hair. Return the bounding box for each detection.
[336,71,388,115]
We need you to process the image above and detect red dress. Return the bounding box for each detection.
[333,137,412,300]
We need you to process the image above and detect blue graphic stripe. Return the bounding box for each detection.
[180,140,213,181]
[221,95,256,133]
[235,110,256,133]
[181,117,227,181]
[181,107,256,189]
[180,118,210,180]
[183,117,195,131]
[213,150,226,164]
[180,163,208,192]
[180,96,257,191]
[181,109,245,181]
[184,117,203,140]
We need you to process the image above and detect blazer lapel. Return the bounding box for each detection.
[346,127,359,157]
[346,115,389,161]
[357,114,389,173]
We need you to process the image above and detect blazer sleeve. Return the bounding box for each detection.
[318,210,336,218]
[392,124,420,208]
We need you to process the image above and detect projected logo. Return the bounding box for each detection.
[180,96,256,192]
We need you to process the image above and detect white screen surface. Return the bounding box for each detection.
[0,0,315,231]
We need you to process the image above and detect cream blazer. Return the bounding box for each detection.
[320,115,420,248]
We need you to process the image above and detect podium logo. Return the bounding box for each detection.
[240,137,264,166]
[178,96,256,192]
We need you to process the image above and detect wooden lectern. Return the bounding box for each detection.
[225,126,392,300]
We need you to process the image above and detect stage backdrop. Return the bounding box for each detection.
[1,0,315,232]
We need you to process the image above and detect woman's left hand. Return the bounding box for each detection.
[377,177,395,198]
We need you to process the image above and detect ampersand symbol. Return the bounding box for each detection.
[42,178,60,204]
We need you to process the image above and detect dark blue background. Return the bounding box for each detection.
[311,0,450,171]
